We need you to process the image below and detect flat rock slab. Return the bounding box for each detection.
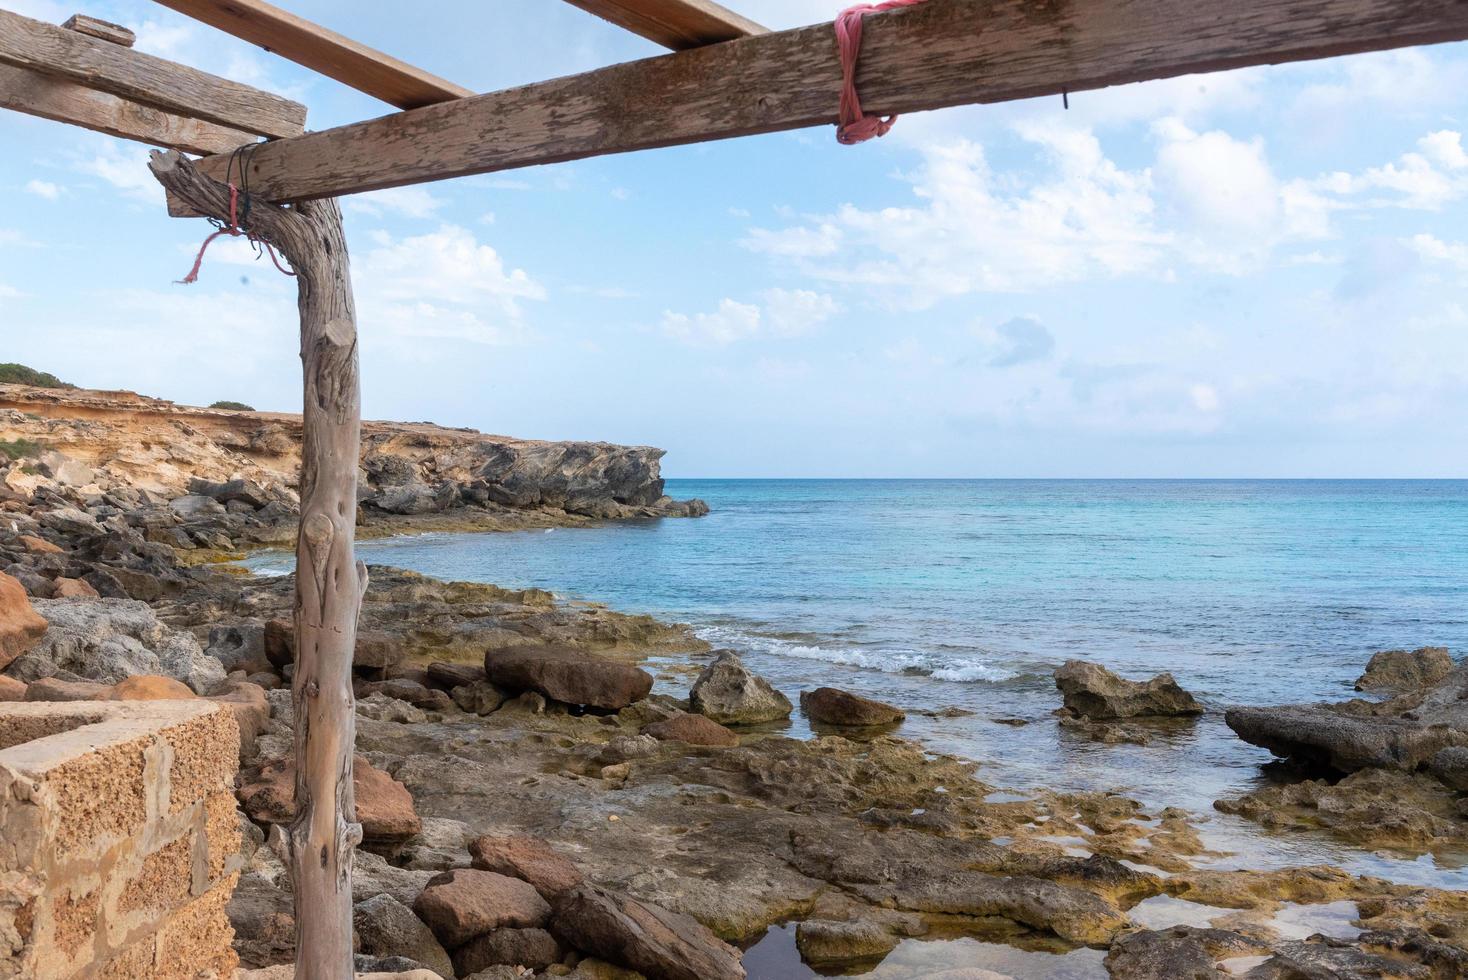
[800,687,905,727]
[484,646,652,710]
[414,868,551,948]
[469,834,583,900]
[1054,660,1202,720]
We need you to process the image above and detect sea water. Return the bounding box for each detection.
[246,479,1468,884]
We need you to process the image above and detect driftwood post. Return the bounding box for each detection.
[149,149,364,980]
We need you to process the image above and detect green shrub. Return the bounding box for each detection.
[0,364,73,389]
[0,438,42,461]
[209,400,256,412]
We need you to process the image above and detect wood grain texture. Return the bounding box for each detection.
[0,7,305,137]
[0,62,257,154]
[195,0,1468,203]
[61,13,135,47]
[150,0,473,108]
[562,0,768,49]
[149,149,363,980]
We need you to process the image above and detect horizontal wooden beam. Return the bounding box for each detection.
[0,6,305,138]
[149,0,473,109]
[196,0,1468,203]
[62,13,135,47]
[561,0,767,49]
[0,61,258,154]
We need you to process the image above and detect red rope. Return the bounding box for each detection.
[177,182,297,284]
[835,0,926,145]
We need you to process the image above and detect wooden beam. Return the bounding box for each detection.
[0,62,257,154]
[561,0,767,49]
[149,0,473,109]
[197,0,1468,203]
[62,13,135,47]
[0,7,305,138]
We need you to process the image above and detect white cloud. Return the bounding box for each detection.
[761,288,840,336]
[0,283,21,302]
[1190,383,1221,412]
[344,187,444,219]
[24,179,60,200]
[662,299,762,346]
[73,141,161,205]
[1407,233,1468,271]
[976,317,1055,367]
[1306,131,1468,211]
[661,289,839,346]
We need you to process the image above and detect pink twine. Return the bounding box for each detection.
[835,0,926,145]
[178,182,296,284]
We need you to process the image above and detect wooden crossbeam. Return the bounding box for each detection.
[562,0,767,49]
[0,62,257,154]
[0,6,305,138]
[195,0,1468,203]
[149,0,472,109]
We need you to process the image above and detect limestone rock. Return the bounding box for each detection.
[451,679,509,715]
[551,885,745,980]
[1054,660,1202,720]
[51,577,99,599]
[206,623,271,675]
[355,850,437,909]
[24,676,109,701]
[799,687,905,727]
[642,712,739,746]
[484,646,652,710]
[188,476,269,508]
[794,919,898,966]
[1104,926,1269,980]
[0,675,25,700]
[238,754,422,845]
[427,661,484,690]
[0,569,47,669]
[469,835,583,901]
[110,674,196,700]
[452,927,563,974]
[413,869,551,948]
[169,493,228,518]
[689,651,792,725]
[39,507,100,536]
[400,817,473,872]
[353,894,455,980]
[1355,647,1454,693]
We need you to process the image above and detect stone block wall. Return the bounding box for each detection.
[0,700,242,979]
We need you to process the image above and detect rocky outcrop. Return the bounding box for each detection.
[800,687,905,727]
[1054,660,1203,720]
[1355,646,1454,693]
[484,646,653,710]
[689,651,792,725]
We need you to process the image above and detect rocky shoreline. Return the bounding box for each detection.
[1,388,1466,978]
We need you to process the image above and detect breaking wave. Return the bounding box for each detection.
[693,624,1017,683]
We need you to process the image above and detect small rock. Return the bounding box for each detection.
[188,476,269,508]
[0,676,26,701]
[1355,647,1454,693]
[641,712,739,746]
[238,754,422,845]
[469,835,583,900]
[689,651,792,725]
[39,507,101,536]
[413,869,552,948]
[353,894,455,980]
[799,688,905,727]
[51,577,99,599]
[110,674,196,700]
[17,535,61,554]
[25,676,110,701]
[427,661,484,690]
[0,570,48,670]
[453,927,564,974]
[452,679,509,715]
[264,618,294,669]
[1054,660,1203,719]
[484,646,653,710]
[795,919,899,966]
[596,734,659,766]
[400,817,473,872]
[168,493,227,518]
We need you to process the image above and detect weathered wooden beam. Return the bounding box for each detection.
[62,13,135,47]
[561,0,767,49]
[149,148,364,980]
[0,7,306,138]
[0,62,257,154]
[149,0,472,108]
[195,0,1468,203]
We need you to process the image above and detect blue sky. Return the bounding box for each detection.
[2,0,1467,477]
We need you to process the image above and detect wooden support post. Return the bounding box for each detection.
[147,149,363,980]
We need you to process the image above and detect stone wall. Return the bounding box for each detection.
[0,700,242,979]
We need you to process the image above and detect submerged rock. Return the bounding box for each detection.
[1355,646,1454,693]
[794,919,899,966]
[1054,660,1202,720]
[800,687,905,727]
[484,646,653,710]
[689,651,792,725]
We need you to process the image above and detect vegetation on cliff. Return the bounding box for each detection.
[0,363,72,389]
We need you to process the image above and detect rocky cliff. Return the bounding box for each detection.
[0,383,706,536]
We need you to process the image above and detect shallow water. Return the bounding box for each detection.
[246,479,1468,894]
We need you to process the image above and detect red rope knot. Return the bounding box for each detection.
[835,0,926,145]
[177,181,296,284]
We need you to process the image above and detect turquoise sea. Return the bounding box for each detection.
[249,479,1468,884]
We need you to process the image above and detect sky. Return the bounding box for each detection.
[2,1,1467,478]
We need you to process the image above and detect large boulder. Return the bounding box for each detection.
[551,885,745,980]
[1054,660,1202,720]
[1355,647,1453,693]
[688,651,791,725]
[483,646,652,710]
[353,894,454,979]
[238,755,422,845]
[413,869,551,948]
[0,570,47,670]
[468,835,583,901]
[11,597,225,693]
[188,476,269,509]
[799,687,905,727]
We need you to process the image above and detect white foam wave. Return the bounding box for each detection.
[695,625,1016,683]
